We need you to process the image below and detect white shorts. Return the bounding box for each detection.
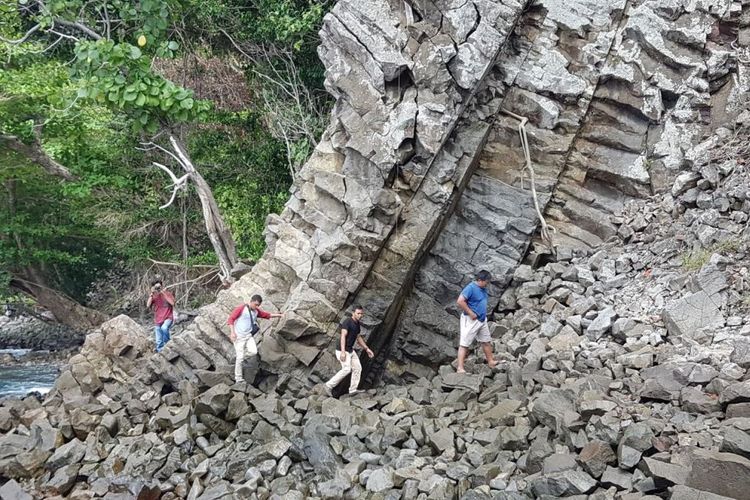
[460,315,492,347]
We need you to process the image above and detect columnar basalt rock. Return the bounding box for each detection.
[132,0,744,391]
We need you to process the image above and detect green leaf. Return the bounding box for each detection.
[134,93,146,106]
[167,41,179,51]
[128,46,142,60]
[180,98,194,110]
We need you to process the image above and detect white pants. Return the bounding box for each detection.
[325,350,362,393]
[234,335,258,382]
[459,315,491,347]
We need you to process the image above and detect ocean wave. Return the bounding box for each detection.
[0,349,33,357]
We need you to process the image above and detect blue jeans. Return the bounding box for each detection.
[154,319,173,352]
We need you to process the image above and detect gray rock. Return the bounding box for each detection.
[531,389,581,436]
[441,372,485,393]
[530,469,597,496]
[672,172,700,196]
[600,466,633,490]
[194,383,232,416]
[719,427,750,460]
[366,467,395,493]
[681,387,721,414]
[41,464,80,496]
[720,380,750,405]
[621,423,655,452]
[578,440,617,478]
[618,444,643,470]
[429,428,455,454]
[683,448,750,499]
[727,403,750,419]
[662,291,724,339]
[641,457,689,486]
[0,479,32,500]
[303,415,339,479]
[317,473,351,499]
[670,485,736,500]
[586,308,617,339]
[46,438,86,470]
[640,364,686,401]
[542,454,577,474]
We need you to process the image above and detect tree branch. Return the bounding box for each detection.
[0,134,75,180]
[52,18,103,40]
[0,24,42,45]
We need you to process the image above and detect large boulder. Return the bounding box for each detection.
[661,291,724,339]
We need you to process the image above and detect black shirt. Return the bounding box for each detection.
[340,317,361,353]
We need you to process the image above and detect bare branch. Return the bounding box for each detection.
[25,35,64,54]
[0,24,42,45]
[52,18,103,40]
[218,28,253,61]
[139,141,185,169]
[147,258,217,269]
[102,3,111,40]
[152,161,189,209]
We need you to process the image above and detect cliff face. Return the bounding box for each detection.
[144,0,744,389]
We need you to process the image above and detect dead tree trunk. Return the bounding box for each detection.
[169,136,239,282]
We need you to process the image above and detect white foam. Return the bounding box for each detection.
[24,387,51,395]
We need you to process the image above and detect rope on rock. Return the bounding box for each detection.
[501,108,557,248]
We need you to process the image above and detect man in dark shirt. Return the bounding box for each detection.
[324,305,374,395]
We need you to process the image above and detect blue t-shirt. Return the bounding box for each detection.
[461,281,488,322]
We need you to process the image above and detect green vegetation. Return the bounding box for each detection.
[680,238,743,271]
[0,0,332,319]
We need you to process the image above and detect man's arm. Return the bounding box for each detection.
[457,293,477,320]
[357,335,374,358]
[163,290,175,307]
[339,329,347,361]
[227,305,245,342]
[146,294,153,308]
[257,308,283,320]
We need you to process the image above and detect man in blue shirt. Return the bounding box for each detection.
[456,269,497,373]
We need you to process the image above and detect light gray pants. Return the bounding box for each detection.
[325,350,362,393]
[234,335,257,383]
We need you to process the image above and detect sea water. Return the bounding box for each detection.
[0,363,59,397]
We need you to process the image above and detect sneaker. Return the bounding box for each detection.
[348,389,363,396]
[235,378,245,385]
[323,385,333,397]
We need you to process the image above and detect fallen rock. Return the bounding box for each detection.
[662,291,724,339]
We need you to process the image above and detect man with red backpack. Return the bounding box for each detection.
[227,294,282,384]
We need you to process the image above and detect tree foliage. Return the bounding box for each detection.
[0,0,332,308]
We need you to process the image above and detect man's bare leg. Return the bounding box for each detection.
[481,342,497,368]
[457,346,469,373]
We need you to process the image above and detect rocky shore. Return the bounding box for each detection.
[0,316,85,352]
